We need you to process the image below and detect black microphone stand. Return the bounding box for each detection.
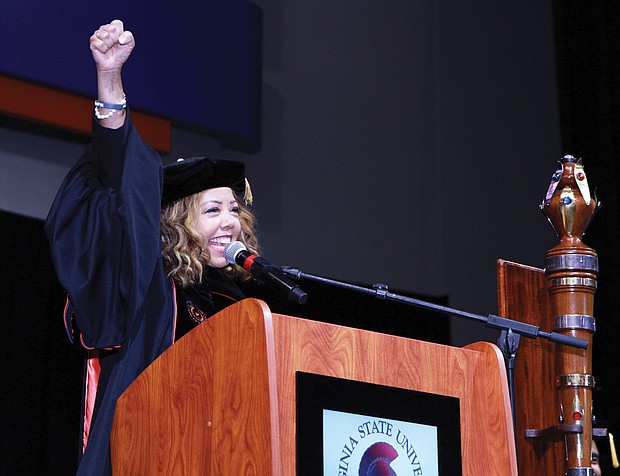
[281,266,588,445]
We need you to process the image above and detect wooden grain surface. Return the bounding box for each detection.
[497,259,565,475]
[111,299,276,475]
[111,298,517,475]
[270,311,518,475]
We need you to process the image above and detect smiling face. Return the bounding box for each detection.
[194,187,241,268]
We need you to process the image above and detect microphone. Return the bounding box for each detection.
[224,241,308,305]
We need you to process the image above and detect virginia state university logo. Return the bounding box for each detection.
[327,414,436,476]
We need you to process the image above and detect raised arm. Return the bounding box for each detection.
[90,19,135,129]
[46,20,165,349]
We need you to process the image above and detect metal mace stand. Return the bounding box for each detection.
[281,266,588,446]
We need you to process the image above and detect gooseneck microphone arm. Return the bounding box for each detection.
[280,266,588,350]
[224,242,308,305]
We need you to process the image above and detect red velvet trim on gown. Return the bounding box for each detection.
[83,355,101,453]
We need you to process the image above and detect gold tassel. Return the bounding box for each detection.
[610,432,619,468]
[244,178,253,205]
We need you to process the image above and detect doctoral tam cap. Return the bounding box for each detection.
[161,157,253,207]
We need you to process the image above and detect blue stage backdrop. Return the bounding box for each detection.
[1,0,261,148]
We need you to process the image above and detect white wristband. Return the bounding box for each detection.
[94,94,127,120]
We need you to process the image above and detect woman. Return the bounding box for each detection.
[160,156,259,337]
[45,20,259,475]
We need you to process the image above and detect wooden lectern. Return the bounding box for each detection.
[110,298,517,475]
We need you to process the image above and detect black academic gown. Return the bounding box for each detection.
[45,112,244,475]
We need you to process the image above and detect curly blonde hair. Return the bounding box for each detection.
[160,191,259,288]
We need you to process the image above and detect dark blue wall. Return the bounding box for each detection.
[1,1,261,144]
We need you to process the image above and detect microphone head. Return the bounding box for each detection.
[224,241,247,265]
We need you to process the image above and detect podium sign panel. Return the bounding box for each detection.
[296,372,461,475]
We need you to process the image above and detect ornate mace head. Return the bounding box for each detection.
[540,155,600,247]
